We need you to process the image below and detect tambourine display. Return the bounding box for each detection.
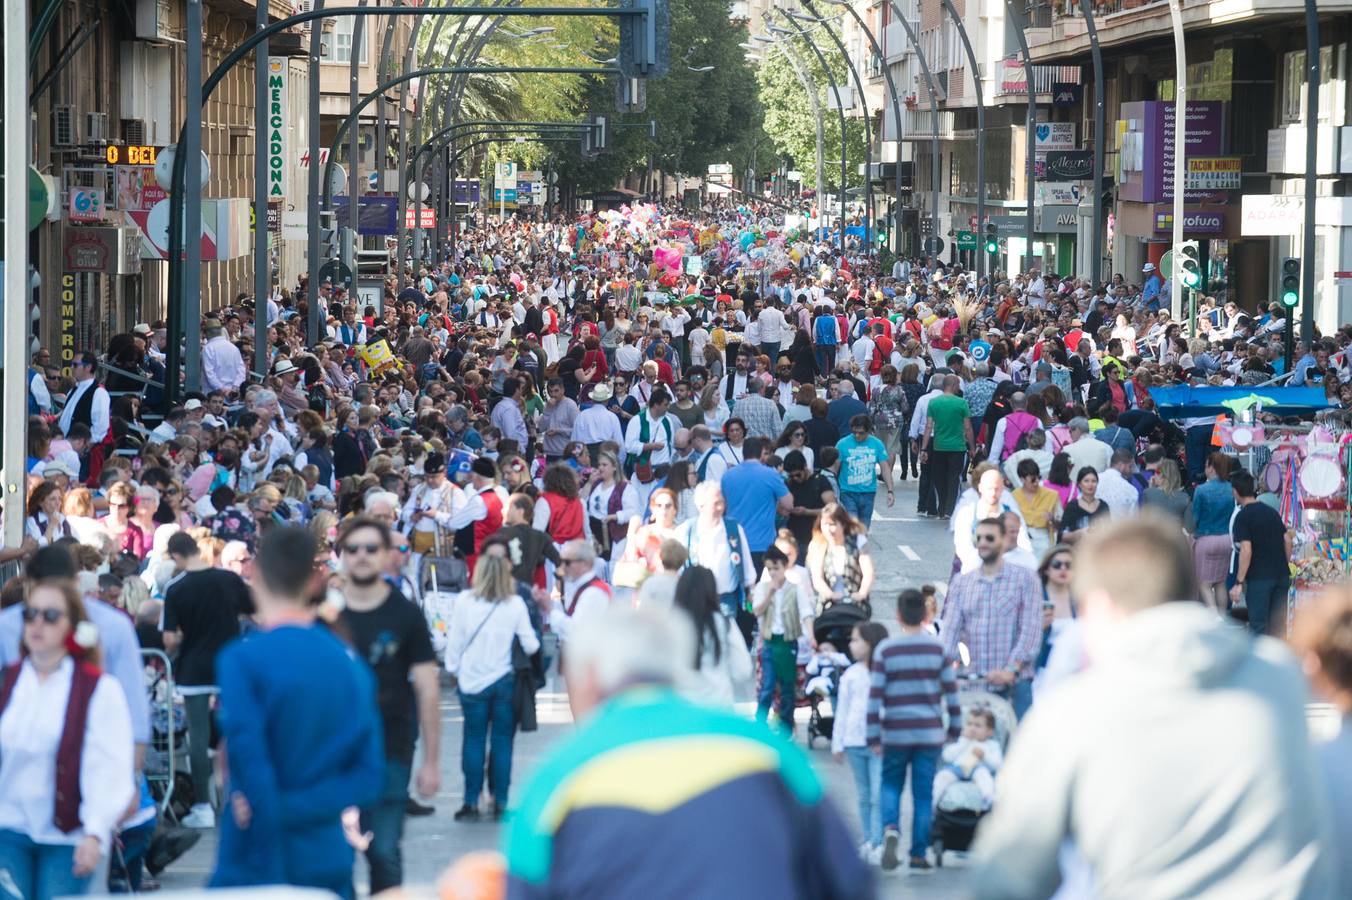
[1299,452,1346,510]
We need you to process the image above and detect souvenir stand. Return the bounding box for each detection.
[1153,386,1341,629]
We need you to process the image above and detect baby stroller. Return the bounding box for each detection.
[931,677,1017,867]
[806,601,872,748]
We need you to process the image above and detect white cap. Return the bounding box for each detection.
[184,398,203,411]
[1142,262,1157,272]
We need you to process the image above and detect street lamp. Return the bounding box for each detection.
[788,7,874,256]
[939,0,987,279]
[687,65,715,73]
[769,17,848,252]
[754,32,826,205]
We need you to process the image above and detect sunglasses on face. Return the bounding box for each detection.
[342,542,383,556]
[22,607,65,624]
[974,534,1001,544]
[1049,559,1072,571]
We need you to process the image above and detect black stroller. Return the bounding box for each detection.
[805,601,872,747]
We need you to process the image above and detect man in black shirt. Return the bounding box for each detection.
[783,451,835,558]
[336,518,440,894]
[1229,470,1293,638]
[162,531,255,828]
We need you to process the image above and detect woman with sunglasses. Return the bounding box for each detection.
[617,488,681,581]
[0,579,135,900]
[773,421,815,473]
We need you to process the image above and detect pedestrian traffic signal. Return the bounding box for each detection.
[983,223,998,255]
[618,0,670,78]
[1178,240,1202,289]
[1281,257,1301,308]
[319,211,338,262]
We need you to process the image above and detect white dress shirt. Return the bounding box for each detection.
[58,379,110,444]
[0,658,135,847]
[402,481,487,537]
[1065,436,1114,482]
[674,517,756,594]
[570,404,624,448]
[29,370,51,414]
[201,335,247,393]
[623,411,677,466]
[443,593,540,694]
[1096,468,1140,518]
[548,575,612,643]
[757,306,787,345]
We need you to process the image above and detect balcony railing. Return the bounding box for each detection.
[996,60,1081,96]
[1041,0,1166,18]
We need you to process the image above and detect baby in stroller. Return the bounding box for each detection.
[804,641,851,699]
[933,708,1003,812]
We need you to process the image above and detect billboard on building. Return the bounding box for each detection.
[1118,100,1225,204]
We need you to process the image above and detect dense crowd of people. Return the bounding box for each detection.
[1,197,1351,897]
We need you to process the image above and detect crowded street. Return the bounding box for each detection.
[5,0,1352,896]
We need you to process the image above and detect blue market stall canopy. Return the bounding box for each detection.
[1150,385,1333,420]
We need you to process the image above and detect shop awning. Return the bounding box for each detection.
[1150,385,1333,420]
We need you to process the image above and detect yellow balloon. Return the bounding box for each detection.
[789,249,802,262]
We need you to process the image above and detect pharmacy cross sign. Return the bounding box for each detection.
[267,59,287,200]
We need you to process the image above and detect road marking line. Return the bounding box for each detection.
[872,515,920,522]
[898,544,921,561]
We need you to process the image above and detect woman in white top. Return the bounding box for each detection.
[1111,314,1137,357]
[698,383,730,438]
[583,451,638,566]
[672,566,752,707]
[0,579,135,900]
[774,421,816,472]
[442,555,540,822]
[25,482,71,548]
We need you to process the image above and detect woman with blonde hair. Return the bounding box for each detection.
[443,554,540,822]
[1141,458,1190,522]
[698,382,730,437]
[0,578,135,899]
[583,451,636,567]
[99,481,146,558]
[806,503,875,607]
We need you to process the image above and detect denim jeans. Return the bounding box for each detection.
[459,673,517,809]
[1244,576,1291,638]
[839,490,877,529]
[359,758,411,894]
[879,746,941,859]
[108,818,155,893]
[844,747,883,846]
[756,637,797,735]
[760,341,781,363]
[0,828,92,900]
[814,346,835,378]
[929,450,966,517]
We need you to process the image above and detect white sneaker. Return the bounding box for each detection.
[867,844,885,866]
[181,804,216,829]
[880,828,901,872]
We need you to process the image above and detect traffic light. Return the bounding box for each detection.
[318,211,337,261]
[984,222,998,255]
[1281,257,1301,308]
[619,0,670,77]
[1178,240,1202,289]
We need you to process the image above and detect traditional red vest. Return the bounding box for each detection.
[0,660,101,833]
[543,492,584,543]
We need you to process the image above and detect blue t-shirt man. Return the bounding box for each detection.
[721,455,790,554]
[836,434,888,494]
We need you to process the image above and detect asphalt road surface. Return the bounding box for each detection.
[159,477,972,897]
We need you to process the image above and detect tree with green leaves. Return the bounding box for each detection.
[754,32,866,194]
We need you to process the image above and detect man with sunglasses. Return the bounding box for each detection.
[940,517,1043,720]
[335,517,440,894]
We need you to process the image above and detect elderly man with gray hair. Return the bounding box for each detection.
[539,538,611,652]
[1064,415,1114,483]
[673,481,757,629]
[201,317,247,394]
[503,608,872,897]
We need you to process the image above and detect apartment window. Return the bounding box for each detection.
[323,16,368,65]
[1281,45,1345,126]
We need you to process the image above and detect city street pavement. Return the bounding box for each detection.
[158,477,973,897]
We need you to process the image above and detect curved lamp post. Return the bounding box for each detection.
[749,35,826,207]
[1004,0,1036,274]
[939,0,986,279]
[769,15,847,252]
[792,4,873,256]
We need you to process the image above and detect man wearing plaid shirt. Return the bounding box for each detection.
[941,516,1043,719]
[735,381,785,440]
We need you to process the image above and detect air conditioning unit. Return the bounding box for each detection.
[86,112,108,143]
[134,0,174,42]
[122,118,147,144]
[52,105,75,147]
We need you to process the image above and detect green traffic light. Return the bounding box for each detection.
[984,240,998,254]
[1281,289,1299,308]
